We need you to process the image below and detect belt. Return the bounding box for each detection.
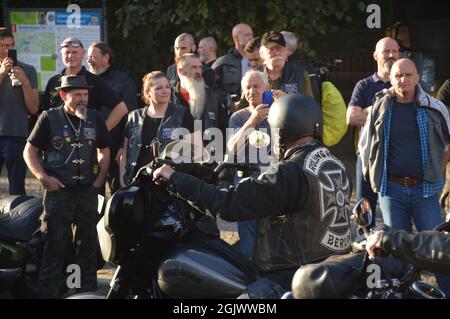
[388,175,422,186]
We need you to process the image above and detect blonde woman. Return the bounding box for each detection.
[119,71,195,187]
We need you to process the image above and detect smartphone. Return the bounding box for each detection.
[262,90,273,106]
[7,49,17,67]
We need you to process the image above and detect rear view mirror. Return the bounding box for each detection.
[351,198,373,235]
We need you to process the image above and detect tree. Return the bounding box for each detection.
[113,0,366,74]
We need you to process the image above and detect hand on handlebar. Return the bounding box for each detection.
[152,164,175,185]
[366,230,386,261]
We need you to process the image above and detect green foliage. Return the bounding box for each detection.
[115,0,365,55]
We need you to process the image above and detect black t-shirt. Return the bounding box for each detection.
[387,102,422,178]
[133,111,195,169]
[43,66,123,112]
[28,110,111,150]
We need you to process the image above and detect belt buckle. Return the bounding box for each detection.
[403,177,414,186]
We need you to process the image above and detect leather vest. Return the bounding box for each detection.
[270,61,306,94]
[43,107,98,187]
[213,48,242,96]
[172,88,221,133]
[124,103,186,185]
[255,142,352,273]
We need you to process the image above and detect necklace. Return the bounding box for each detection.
[63,109,82,139]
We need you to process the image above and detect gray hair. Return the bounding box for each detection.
[281,31,297,52]
[199,36,217,52]
[241,70,269,90]
[174,33,195,45]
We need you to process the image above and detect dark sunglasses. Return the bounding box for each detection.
[60,40,84,48]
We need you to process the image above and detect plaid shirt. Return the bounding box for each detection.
[380,100,444,197]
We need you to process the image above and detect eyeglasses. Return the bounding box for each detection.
[0,41,14,49]
[60,41,84,48]
[0,43,13,49]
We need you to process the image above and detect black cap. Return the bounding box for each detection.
[261,31,286,47]
[55,75,93,91]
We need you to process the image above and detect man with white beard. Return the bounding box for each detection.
[173,53,228,154]
[260,31,314,98]
[24,75,111,298]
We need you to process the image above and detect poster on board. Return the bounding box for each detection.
[9,8,102,91]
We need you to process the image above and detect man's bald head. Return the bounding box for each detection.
[174,33,196,59]
[390,58,420,98]
[373,37,400,75]
[232,23,253,52]
[60,37,85,70]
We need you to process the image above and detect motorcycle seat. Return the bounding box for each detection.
[0,197,43,242]
[292,252,411,299]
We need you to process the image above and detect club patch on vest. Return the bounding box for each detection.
[129,133,136,147]
[208,112,216,120]
[52,136,64,150]
[318,169,351,252]
[163,128,174,139]
[303,147,345,176]
[321,228,351,252]
[84,127,96,140]
[283,83,298,93]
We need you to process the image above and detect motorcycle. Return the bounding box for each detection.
[70,138,267,299]
[289,198,447,299]
[0,191,107,298]
[0,195,43,298]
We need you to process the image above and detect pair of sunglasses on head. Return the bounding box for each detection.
[60,40,84,48]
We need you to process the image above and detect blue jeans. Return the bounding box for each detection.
[238,220,256,260]
[356,155,378,228]
[0,136,27,195]
[379,180,450,296]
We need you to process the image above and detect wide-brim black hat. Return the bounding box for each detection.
[55,75,93,91]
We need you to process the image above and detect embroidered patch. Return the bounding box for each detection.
[84,127,96,140]
[283,83,298,93]
[208,112,216,120]
[129,133,136,147]
[162,128,174,139]
[52,136,64,150]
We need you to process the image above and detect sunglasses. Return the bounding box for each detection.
[60,41,84,48]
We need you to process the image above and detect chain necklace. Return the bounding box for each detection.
[63,108,82,139]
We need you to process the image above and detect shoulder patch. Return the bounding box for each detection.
[303,147,344,176]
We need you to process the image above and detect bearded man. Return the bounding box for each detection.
[173,53,228,153]
[24,75,111,298]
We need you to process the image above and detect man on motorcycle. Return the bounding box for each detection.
[366,229,450,276]
[153,93,352,298]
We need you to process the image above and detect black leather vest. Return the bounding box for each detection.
[213,48,242,96]
[269,61,306,94]
[255,142,352,273]
[43,107,98,187]
[124,103,186,185]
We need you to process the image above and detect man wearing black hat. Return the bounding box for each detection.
[24,75,111,298]
[260,31,314,99]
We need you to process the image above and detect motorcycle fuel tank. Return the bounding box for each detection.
[157,239,256,298]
